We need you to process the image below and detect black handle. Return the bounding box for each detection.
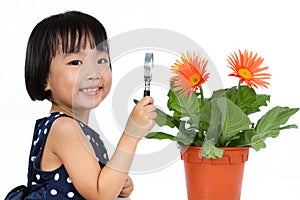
[144,90,150,97]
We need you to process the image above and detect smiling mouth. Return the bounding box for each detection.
[80,87,102,94]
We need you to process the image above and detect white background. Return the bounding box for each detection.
[1,0,300,199]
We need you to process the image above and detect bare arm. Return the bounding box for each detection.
[47,96,156,199]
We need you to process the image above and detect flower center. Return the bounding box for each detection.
[189,73,201,87]
[238,68,252,80]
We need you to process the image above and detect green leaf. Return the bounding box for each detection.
[167,86,200,127]
[229,128,256,147]
[216,97,252,145]
[203,99,222,145]
[255,106,299,136]
[145,132,175,140]
[133,99,139,104]
[197,100,211,126]
[230,124,298,151]
[201,96,252,157]
[155,108,178,128]
[211,86,236,99]
[167,88,181,114]
[145,130,195,146]
[175,130,196,145]
[225,86,270,115]
[251,141,266,151]
[250,124,298,151]
[255,94,270,108]
[224,105,298,151]
[250,129,278,151]
[201,140,224,158]
[235,86,257,113]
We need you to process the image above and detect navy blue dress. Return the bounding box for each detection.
[26,112,109,199]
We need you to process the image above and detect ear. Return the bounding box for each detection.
[44,79,51,91]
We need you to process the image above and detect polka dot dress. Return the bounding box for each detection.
[26,112,109,199]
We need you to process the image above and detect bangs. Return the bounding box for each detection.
[48,11,108,57]
[55,26,108,54]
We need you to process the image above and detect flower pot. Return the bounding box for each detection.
[180,146,250,200]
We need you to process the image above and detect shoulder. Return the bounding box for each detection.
[50,115,82,139]
[45,114,85,150]
[51,114,78,129]
[45,114,95,165]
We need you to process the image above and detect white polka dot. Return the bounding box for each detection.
[32,182,37,185]
[44,128,48,134]
[36,174,40,180]
[86,135,91,141]
[31,156,36,162]
[96,142,99,146]
[67,192,75,198]
[50,189,57,195]
[33,138,39,146]
[54,173,60,181]
[79,122,84,127]
[67,177,72,183]
[38,129,41,135]
[45,120,49,126]
[103,153,107,160]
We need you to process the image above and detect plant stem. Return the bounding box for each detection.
[237,80,241,91]
[200,87,204,106]
[235,80,241,104]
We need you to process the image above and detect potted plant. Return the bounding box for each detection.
[145,50,299,200]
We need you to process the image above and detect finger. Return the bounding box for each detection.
[149,110,157,120]
[119,179,134,197]
[120,184,133,195]
[123,177,131,188]
[119,188,132,197]
[146,105,157,120]
[139,96,154,106]
[147,105,156,112]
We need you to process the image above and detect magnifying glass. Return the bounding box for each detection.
[143,53,154,97]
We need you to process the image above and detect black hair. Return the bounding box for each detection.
[25,10,110,101]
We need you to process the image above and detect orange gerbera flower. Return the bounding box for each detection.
[227,50,271,88]
[171,52,209,98]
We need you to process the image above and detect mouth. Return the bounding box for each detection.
[79,86,102,95]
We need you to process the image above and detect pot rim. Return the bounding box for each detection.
[180,145,251,151]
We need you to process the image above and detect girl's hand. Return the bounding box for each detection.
[124,96,157,139]
[118,176,134,197]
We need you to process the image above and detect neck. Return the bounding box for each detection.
[49,104,90,124]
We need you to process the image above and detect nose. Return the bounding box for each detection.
[84,60,103,81]
[86,65,109,80]
[87,72,101,80]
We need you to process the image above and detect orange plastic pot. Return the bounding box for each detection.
[180,146,250,200]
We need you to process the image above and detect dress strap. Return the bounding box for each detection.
[27,112,70,184]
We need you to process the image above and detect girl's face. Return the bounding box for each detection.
[45,44,112,115]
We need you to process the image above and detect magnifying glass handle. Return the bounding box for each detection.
[144,81,150,96]
[144,90,150,97]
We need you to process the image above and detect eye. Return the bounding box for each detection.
[97,58,108,65]
[69,60,83,65]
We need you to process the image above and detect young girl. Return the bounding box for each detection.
[22,10,156,199]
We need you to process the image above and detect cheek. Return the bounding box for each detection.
[100,72,112,100]
[104,71,112,90]
[49,72,78,99]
